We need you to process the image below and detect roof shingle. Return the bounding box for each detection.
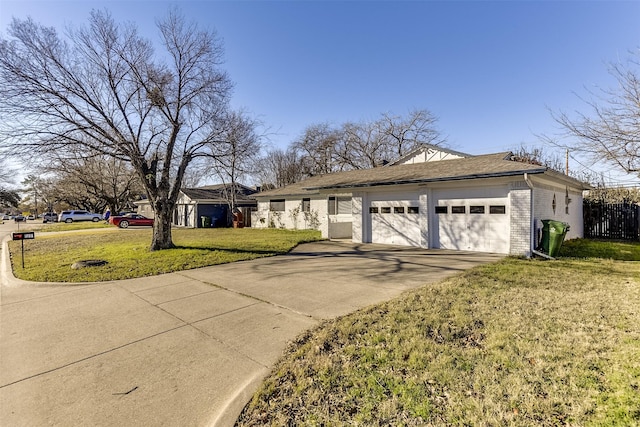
[256,152,588,197]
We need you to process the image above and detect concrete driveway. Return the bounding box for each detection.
[0,224,502,426]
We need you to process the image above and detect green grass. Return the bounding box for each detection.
[8,228,322,282]
[559,238,640,261]
[236,240,640,426]
[39,221,112,232]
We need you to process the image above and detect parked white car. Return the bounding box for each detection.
[58,210,102,223]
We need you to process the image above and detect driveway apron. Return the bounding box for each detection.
[1,234,502,427]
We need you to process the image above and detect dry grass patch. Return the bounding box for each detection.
[237,253,640,426]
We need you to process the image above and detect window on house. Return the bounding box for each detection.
[381,206,391,214]
[470,206,485,214]
[329,196,352,215]
[270,199,285,212]
[435,206,448,214]
[394,206,405,214]
[490,205,506,214]
[302,198,310,213]
[408,206,419,214]
[451,206,466,214]
[369,207,379,214]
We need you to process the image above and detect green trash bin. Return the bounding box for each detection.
[201,215,211,228]
[540,220,570,257]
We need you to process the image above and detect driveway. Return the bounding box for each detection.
[0,225,503,426]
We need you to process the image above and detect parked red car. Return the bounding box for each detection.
[109,213,154,228]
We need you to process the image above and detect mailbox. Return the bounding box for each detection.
[13,232,35,240]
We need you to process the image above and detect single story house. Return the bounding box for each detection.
[252,145,590,256]
[136,184,258,228]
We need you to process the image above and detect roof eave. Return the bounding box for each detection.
[304,169,548,191]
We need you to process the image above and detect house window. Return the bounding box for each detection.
[394,206,405,214]
[490,205,506,214]
[435,206,448,214]
[451,206,466,214]
[381,206,391,214]
[408,206,419,214]
[302,198,310,213]
[369,207,379,214]
[470,206,485,214]
[270,199,285,212]
[329,196,352,215]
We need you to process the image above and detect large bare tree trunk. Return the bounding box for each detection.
[151,199,175,251]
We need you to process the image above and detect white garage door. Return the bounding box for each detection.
[369,197,421,246]
[433,189,510,254]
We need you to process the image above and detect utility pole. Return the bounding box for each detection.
[565,149,569,176]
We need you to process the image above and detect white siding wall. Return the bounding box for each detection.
[532,185,584,241]
[253,196,331,237]
[396,149,465,165]
[351,193,364,243]
[419,191,429,248]
[135,202,155,218]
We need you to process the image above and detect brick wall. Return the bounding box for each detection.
[509,188,532,256]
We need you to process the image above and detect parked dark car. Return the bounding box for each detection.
[14,215,25,222]
[109,213,154,228]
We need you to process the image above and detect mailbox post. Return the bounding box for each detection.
[12,231,35,269]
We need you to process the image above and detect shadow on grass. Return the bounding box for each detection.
[173,245,289,256]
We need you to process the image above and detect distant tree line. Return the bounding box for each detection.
[253,109,446,189]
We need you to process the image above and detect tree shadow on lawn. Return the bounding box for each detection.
[173,245,287,256]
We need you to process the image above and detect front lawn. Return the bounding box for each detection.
[236,240,640,426]
[7,228,322,282]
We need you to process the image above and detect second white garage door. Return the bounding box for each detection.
[433,189,510,254]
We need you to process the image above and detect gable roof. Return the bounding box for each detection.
[256,152,590,197]
[181,184,257,202]
[388,143,470,166]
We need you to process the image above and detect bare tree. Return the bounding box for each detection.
[0,157,19,210]
[510,144,565,172]
[205,109,263,212]
[550,49,640,174]
[291,123,342,175]
[0,9,232,250]
[378,109,445,160]
[45,152,144,214]
[292,109,445,172]
[254,147,306,188]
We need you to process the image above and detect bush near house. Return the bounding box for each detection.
[236,240,640,426]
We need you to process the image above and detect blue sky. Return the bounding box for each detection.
[1,0,639,184]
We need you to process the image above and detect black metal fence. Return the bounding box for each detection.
[583,201,640,241]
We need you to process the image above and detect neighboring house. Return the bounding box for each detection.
[136,184,258,228]
[253,145,590,256]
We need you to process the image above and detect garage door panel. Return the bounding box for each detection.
[438,217,466,250]
[434,189,509,254]
[370,198,421,246]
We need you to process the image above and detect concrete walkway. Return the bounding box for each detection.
[0,223,503,426]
